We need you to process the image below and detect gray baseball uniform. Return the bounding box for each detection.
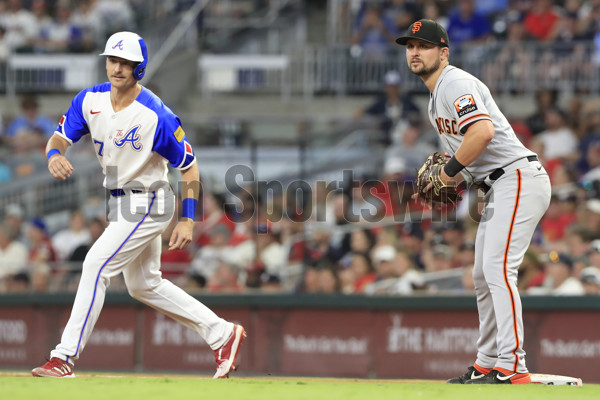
[428,65,551,373]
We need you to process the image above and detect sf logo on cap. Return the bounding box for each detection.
[412,22,422,33]
[112,40,124,50]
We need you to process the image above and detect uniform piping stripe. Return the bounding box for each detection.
[458,113,491,131]
[67,192,157,363]
[503,169,522,372]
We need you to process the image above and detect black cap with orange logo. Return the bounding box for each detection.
[396,19,449,48]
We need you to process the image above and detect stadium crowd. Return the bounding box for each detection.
[1,0,600,296]
[2,89,600,297]
[348,0,600,59]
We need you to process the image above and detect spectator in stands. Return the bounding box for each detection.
[354,70,421,146]
[387,119,435,175]
[206,261,243,293]
[4,95,56,150]
[229,220,286,288]
[540,194,578,242]
[4,203,24,241]
[194,191,234,248]
[323,192,352,262]
[30,0,52,46]
[365,249,423,295]
[517,249,546,292]
[37,1,85,53]
[350,3,398,61]
[422,243,454,273]
[52,210,90,261]
[576,102,600,175]
[316,266,341,293]
[350,179,382,222]
[422,1,448,29]
[564,224,595,276]
[385,0,419,33]
[27,217,56,264]
[526,89,559,136]
[445,0,493,53]
[70,0,102,51]
[0,222,28,291]
[57,216,105,291]
[529,252,585,295]
[189,223,233,288]
[583,199,600,236]
[397,221,426,270]
[586,238,600,269]
[456,240,475,268]
[483,12,532,95]
[25,217,55,292]
[94,0,136,40]
[0,0,38,52]
[5,271,29,292]
[369,244,398,284]
[349,228,376,256]
[348,251,376,293]
[580,266,600,294]
[537,107,579,163]
[68,216,105,262]
[296,263,321,293]
[523,0,561,42]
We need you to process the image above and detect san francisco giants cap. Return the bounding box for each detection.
[395,19,449,48]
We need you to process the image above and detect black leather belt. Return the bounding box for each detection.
[110,189,143,197]
[480,155,539,194]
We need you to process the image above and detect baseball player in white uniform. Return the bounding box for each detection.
[32,32,245,379]
[396,20,551,384]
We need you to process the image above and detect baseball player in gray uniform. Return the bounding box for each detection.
[396,20,551,384]
[31,32,245,379]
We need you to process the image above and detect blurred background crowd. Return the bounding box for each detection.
[0,0,600,296]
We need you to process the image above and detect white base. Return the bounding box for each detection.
[530,373,583,386]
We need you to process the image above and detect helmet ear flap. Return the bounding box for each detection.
[133,37,148,80]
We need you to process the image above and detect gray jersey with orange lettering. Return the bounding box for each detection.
[427,65,534,183]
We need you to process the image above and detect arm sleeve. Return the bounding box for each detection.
[152,112,196,170]
[56,89,90,143]
[442,79,492,134]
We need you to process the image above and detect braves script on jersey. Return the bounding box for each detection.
[56,83,195,189]
[427,66,534,182]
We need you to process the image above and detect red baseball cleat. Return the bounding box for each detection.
[213,324,246,379]
[32,357,75,378]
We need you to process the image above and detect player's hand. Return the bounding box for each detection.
[48,155,74,180]
[169,219,194,251]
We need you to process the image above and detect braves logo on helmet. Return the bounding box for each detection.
[412,22,422,33]
[112,40,124,50]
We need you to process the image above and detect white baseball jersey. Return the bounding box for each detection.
[56,83,196,189]
[48,83,235,366]
[428,66,535,182]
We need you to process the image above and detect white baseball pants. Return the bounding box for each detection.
[51,189,233,363]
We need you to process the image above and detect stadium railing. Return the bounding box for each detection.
[198,41,600,97]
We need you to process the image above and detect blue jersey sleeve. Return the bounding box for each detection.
[152,112,196,170]
[56,88,90,143]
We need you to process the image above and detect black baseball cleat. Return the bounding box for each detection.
[446,366,488,384]
[465,369,531,384]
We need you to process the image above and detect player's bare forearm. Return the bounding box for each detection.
[180,161,200,201]
[168,161,200,250]
[453,120,494,167]
[46,133,74,180]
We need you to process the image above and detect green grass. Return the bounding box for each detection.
[1,373,598,400]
